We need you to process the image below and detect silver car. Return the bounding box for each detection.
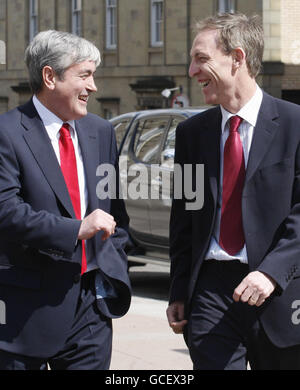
[110,107,209,267]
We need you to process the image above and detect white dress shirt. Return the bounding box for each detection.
[32,95,99,272]
[205,85,263,263]
[32,95,88,220]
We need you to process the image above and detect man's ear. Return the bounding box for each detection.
[42,66,56,90]
[232,47,246,69]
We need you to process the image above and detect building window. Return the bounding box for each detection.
[0,40,5,65]
[218,0,235,13]
[29,0,38,42]
[71,0,82,36]
[106,0,117,49]
[151,0,163,47]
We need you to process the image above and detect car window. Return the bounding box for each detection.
[113,119,132,149]
[133,117,169,164]
[161,116,185,168]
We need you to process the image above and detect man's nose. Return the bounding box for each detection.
[189,59,198,78]
[87,76,97,92]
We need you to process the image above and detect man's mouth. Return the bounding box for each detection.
[78,95,89,103]
[199,80,210,88]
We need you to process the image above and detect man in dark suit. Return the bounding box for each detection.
[167,13,300,370]
[0,30,131,370]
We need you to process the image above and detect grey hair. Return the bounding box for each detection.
[193,13,264,78]
[24,30,101,93]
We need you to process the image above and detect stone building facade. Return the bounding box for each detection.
[0,0,299,118]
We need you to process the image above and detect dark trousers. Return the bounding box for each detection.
[186,260,300,370]
[0,271,112,370]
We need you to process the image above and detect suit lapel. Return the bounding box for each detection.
[21,101,76,218]
[199,94,279,203]
[245,93,279,183]
[201,108,222,207]
[75,119,99,214]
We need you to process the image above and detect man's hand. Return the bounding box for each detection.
[78,209,116,241]
[166,301,188,334]
[233,271,276,306]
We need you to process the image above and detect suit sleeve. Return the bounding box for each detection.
[94,122,131,317]
[108,122,130,250]
[169,123,193,304]
[257,139,300,292]
[0,128,81,257]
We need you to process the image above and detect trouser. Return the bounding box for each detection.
[0,271,112,370]
[186,260,300,370]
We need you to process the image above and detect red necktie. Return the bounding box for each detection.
[59,123,87,274]
[219,116,245,255]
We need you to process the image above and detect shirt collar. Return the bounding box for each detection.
[220,85,263,133]
[32,95,75,140]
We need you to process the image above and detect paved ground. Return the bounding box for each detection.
[110,264,193,370]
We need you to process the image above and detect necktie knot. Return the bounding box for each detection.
[60,123,71,139]
[229,115,242,134]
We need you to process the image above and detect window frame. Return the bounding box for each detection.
[71,0,82,36]
[131,115,171,165]
[106,0,117,50]
[113,119,132,150]
[29,0,38,42]
[150,0,163,48]
[218,0,235,13]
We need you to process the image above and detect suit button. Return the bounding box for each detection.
[74,274,81,283]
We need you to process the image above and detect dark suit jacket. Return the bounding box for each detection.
[169,92,300,348]
[0,99,131,357]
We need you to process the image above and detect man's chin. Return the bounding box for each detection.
[203,96,217,105]
[201,90,220,105]
[73,108,88,120]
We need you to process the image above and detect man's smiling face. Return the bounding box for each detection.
[189,29,236,107]
[49,60,97,122]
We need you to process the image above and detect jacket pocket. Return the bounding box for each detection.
[259,157,292,173]
[0,264,41,290]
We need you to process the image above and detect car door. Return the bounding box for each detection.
[149,115,187,245]
[123,115,170,245]
[110,113,137,152]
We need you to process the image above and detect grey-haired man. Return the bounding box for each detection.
[0,30,131,370]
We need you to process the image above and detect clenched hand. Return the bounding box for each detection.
[166,301,188,334]
[78,209,116,241]
[233,270,276,306]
